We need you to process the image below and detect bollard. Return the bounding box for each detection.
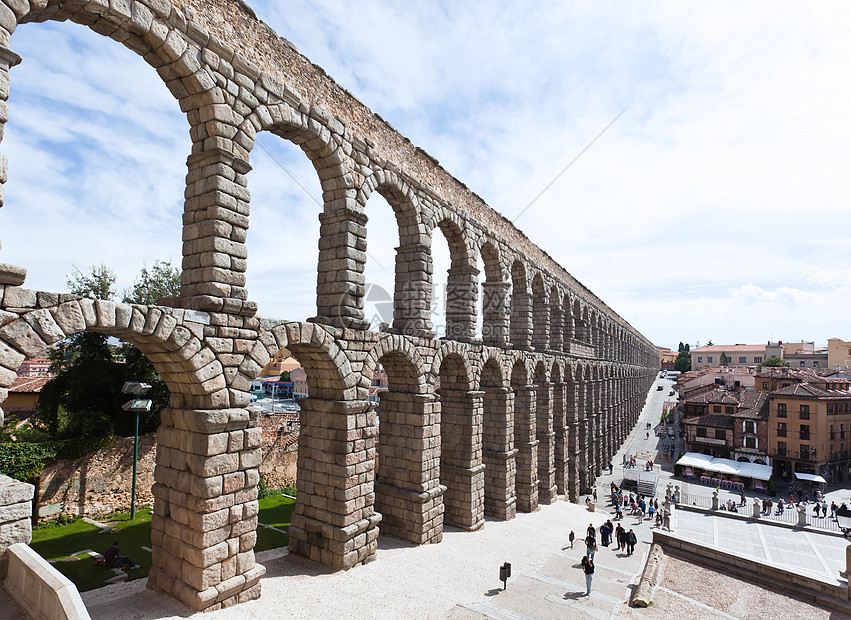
[798,504,807,527]
[752,498,761,519]
[500,562,511,590]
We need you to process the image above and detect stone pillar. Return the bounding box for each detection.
[0,474,33,581]
[482,387,517,520]
[552,382,568,496]
[531,299,549,350]
[565,381,580,502]
[549,303,564,352]
[181,148,256,316]
[287,398,381,565]
[593,379,604,477]
[481,281,510,347]
[536,381,557,504]
[445,265,478,342]
[374,393,443,544]
[315,207,370,330]
[393,243,434,338]
[510,288,533,350]
[577,381,590,495]
[439,389,485,531]
[148,408,266,611]
[513,385,539,511]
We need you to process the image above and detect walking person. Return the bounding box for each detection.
[615,523,625,551]
[581,556,595,595]
[608,461,613,475]
[569,530,575,549]
[585,532,598,562]
[626,529,637,556]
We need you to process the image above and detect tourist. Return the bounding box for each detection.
[740,491,746,507]
[585,533,598,561]
[587,523,596,539]
[625,529,637,555]
[601,520,613,547]
[648,503,655,521]
[831,501,838,518]
[615,524,626,551]
[593,488,598,503]
[103,541,139,570]
[569,530,575,548]
[581,556,595,595]
[608,461,613,475]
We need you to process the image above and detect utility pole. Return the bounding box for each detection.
[122,382,152,520]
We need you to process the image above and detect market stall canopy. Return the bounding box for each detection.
[676,452,772,481]
[794,472,826,484]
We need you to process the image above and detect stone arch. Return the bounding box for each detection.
[479,353,515,520]
[550,361,567,497]
[530,273,548,350]
[430,209,477,341]
[549,285,563,352]
[479,240,509,346]
[562,292,573,352]
[509,259,532,350]
[358,169,432,337]
[510,356,537,511]
[433,348,482,531]
[0,301,217,406]
[368,335,441,544]
[534,360,556,504]
[256,321,357,401]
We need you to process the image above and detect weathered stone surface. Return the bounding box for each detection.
[0,263,25,286]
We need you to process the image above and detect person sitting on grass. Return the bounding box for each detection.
[103,541,139,570]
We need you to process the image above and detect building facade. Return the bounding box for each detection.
[768,378,851,482]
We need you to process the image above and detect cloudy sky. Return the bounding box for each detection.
[0,1,849,351]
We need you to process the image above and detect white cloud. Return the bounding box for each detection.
[1,3,849,348]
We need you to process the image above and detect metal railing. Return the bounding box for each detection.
[675,495,841,532]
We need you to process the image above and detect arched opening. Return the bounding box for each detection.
[737,456,750,462]
[246,131,324,319]
[361,191,400,331]
[565,364,580,502]
[371,346,441,544]
[530,274,548,350]
[479,241,508,347]
[549,286,563,352]
[551,363,567,498]
[480,357,515,520]
[432,218,476,342]
[578,364,591,494]
[430,223,452,339]
[534,361,556,504]
[562,293,573,353]
[436,351,483,530]
[509,261,531,350]
[2,20,187,298]
[511,359,537,512]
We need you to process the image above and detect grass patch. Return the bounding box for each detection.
[31,506,154,592]
[28,496,296,592]
[256,495,295,552]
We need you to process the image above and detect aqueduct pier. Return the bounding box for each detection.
[0,0,657,612]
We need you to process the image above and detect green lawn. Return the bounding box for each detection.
[30,495,296,593]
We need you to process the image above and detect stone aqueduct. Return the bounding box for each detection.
[0,0,657,612]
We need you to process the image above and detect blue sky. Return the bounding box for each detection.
[1,1,849,351]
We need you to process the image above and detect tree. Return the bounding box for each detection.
[280,370,291,382]
[759,356,789,369]
[123,260,180,305]
[720,352,729,367]
[674,349,691,372]
[39,262,179,439]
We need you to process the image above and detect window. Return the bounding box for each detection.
[800,361,806,367]
[777,422,787,437]
[777,403,787,418]
[739,357,747,364]
[725,406,734,414]
[697,427,707,438]
[800,405,810,419]
[800,444,810,460]
[828,402,835,414]
[800,424,810,440]
[814,361,819,367]
[743,421,756,434]
[762,381,770,390]
[777,441,787,456]
[754,356,763,363]
[745,436,757,449]
[697,356,703,363]
[713,405,721,413]
[707,356,713,363]
[715,429,726,440]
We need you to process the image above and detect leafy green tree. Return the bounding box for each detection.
[720,352,729,366]
[674,349,691,372]
[123,260,181,305]
[759,356,789,369]
[280,370,291,382]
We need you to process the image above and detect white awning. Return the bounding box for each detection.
[676,452,773,481]
[794,472,827,484]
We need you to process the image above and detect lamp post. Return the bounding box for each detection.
[122,382,152,520]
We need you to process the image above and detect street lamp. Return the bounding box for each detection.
[122,381,152,520]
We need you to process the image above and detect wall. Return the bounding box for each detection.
[0,474,34,580]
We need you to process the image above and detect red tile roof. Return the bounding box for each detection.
[9,376,50,393]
